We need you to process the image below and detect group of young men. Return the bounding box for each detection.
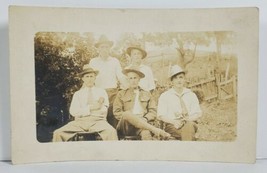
[52,35,202,142]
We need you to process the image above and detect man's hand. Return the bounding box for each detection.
[181,116,189,122]
[90,97,105,111]
[98,97,104,104]
[174,112,184,119]
[141,117,148,122]
[90,102,102,111]
[172,119,185,129]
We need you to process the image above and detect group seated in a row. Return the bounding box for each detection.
[52,65,202,142]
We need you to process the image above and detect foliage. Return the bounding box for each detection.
[35,32,97,123]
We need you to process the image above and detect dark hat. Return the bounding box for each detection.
[79,65,99,77]
[122,68,145,78]
[126,45,147,59]
[94,35,114,48]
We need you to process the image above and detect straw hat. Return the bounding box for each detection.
[168,65,185,79]
[94,35,113,48]
[122,68,145,78]
[79,65,99,77]
[126,45,147,59]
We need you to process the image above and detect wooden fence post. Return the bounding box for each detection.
[232,75,237,101]
[215,74,221,100]
[225,62,230,80]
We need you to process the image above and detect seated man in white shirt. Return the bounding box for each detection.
[125,45,155,92]
[157,65,202,141]
[113,68,171,140]
[52,66,118,141]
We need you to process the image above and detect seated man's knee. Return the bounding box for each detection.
[122,114,131,120]
[181,122,197,141]
[52,128,64,141]
[184,121,196,129]
[111,127,117,134]
[120,114,134,125]
[118,116,129,126]
[140,130,153,140]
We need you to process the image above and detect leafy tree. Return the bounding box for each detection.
[35,32,97,125]
[143,32,211,69]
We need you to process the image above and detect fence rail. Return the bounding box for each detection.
[188,74,237,102]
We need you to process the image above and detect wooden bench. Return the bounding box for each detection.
[74,131,102,141]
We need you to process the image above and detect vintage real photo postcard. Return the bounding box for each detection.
[9,6,258,164]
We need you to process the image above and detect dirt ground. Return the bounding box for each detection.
[195,99,237,141]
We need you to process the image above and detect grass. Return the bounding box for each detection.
[196,99,237,141]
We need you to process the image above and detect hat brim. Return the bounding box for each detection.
[169,71,185,79]
[79,70,99,77]
[123,69,145,78]
[95,41,113,48]
[126,47,147,59]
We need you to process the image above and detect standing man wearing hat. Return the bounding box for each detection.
[88,35,127,128]
[157,65,202,141]
[113,68,171,140]
[52,66,118,141]
[126,45,155,92]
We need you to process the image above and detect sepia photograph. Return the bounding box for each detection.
[9,6,258,164]
[35,32,237,142]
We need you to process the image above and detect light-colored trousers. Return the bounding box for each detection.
[53,116,118,141]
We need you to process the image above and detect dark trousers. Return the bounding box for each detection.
[106,88,119,128]
[164,121,198,141]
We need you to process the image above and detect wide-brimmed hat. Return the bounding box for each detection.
[122,68,145,78]
[168,65,185,79]
[94,35,114,48]
[79,65,99,77]
[126,45,147,59]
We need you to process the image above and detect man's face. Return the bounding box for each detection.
[127,72,141,89]
[171,73,186,88]
[82,72,96,87]
[98,43,110,57]
[130,49,143,66]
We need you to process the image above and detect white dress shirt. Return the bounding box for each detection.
[69,86,109,117]
[89,56,126,89]
[132,89,144,116]
[157,88,202,120]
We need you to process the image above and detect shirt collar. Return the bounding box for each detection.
[81,85,95,91]
[127,86,142,92]
[98,56,112,61]
[139,64,145,68]
[169,87,191,97]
